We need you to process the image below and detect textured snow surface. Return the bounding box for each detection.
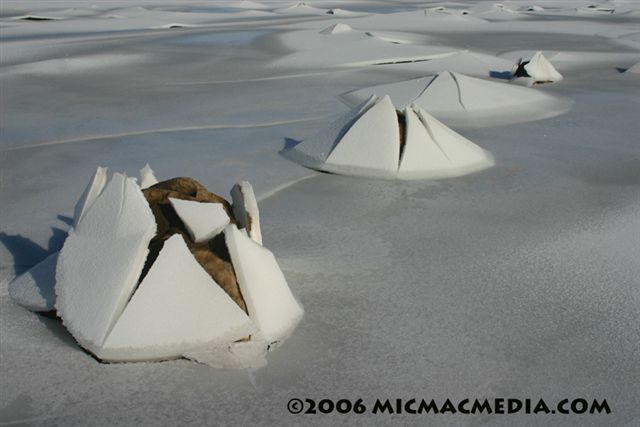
[169,198,230,243]
[99,234,255,362]
[55,173,156,354]
[225,225,303,345]
[1,0,639,425]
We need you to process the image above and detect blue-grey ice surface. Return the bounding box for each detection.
[1,0,639,426]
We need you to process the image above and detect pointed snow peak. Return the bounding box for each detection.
[139,164,158,189]
[98,234,255,361]
[285,96,493,180]
[319,23,352,35]
[515,51,563,83]
[230,181,262,245]
[72,166,108,228]
[56,173,157,353]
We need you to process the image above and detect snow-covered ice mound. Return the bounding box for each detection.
[9,167,302,368]
[284,95,494,180]
[271,27,460,69]
[274,2,327,15]
[342,71,571,127]
[319,23,352,35]
[625,60,640,74]
[512,51,563,84]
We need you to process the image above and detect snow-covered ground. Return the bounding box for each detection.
[1,0,639,425]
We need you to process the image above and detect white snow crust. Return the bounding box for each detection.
[225,224,303,345]
[342,71,571,126]
[98,234,255,362]
[230,181,263,245]
[169,198,230,242]
[71,166,108,228]
[522,51,564,83]
[55,173,156,353]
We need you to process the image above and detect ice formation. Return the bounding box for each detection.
[139,163,158,189]
[72,166,108,227]
[512,51,563,83]
[342,71,566,123]
[8,252,59,312]
[8,166,302,367]
[230,181,262,245]
[625,60,640,74]
[225,224,304,345]
[319,23,353,35]
[284,95,493,179]
[169,197,230,243]
[98,234,255,362]
[56,173,157,354]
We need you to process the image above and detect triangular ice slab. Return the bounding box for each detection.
[625,61,640,74]
[412,106,494,176]
[319,23,352,35]
[139,164,158,189]
[284,95,378,170]
[323,95,400,178]
[56,173,156,354]
[8,252,59,312]
[523,51,563,83]
[98,234,255,362]
[398,107,453,179]
[225,225,303,345]
[230,181,262,245]
[169,198,230,243]
[72,166,108,227]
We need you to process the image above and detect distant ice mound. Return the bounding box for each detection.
[9,166,302,369]
[284,95,493,180]
[512,51,563,84]
[326,8,362,17]
[274,2,327,15]
[342,71,571,127]
[271,27,460,69]
[625,60,640,74]
[319,23,352,35]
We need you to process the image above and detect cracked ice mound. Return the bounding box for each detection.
[342,71,571,127]
[283,95,494,180]
[10,167,302,368]
[512,51,563,84]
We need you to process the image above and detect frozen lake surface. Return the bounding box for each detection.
[1,1,639,426]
